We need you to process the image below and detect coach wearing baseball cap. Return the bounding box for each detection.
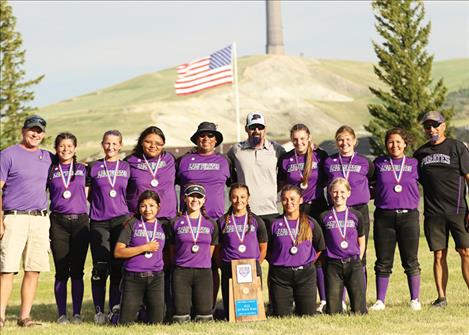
[414,111,469,308]
[0,115,53,327]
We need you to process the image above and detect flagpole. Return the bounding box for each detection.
[232,42,241,142]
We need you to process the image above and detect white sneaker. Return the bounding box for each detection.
[94,311,107,325]
[410,299,421,311]
[316,300,327,313]
[57,314,69,324]
[342,300,348,312]
[370,299,386,311]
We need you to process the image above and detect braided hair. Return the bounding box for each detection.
[50,132,78,182]
[280,184,312,243]
[223,183,254,234]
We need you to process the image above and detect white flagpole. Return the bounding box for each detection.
[232,42,241,142]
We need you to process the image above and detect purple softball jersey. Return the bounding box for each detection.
[126,153,177,218]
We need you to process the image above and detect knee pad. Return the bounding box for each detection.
[172,314,191,324]
[91,262,109,284]
[194,314,213,322]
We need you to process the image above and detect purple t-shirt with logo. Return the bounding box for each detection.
[277,148,328,202]
[0,144,52,211]
[218,213,268,262]
[88,159,130,221]
[268,216,325,267]
[118,217,168,272]
[48,162,88,214]
[170,214,218,269]
[126,153,177,218]
[176,152,231,219]
[373,156,420,210]
[323,153,374,206]
[320,208,364,260]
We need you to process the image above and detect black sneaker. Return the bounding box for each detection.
[431,297,447,308]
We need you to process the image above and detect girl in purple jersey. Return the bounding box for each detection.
[277,123,329,312]
[48,133,89,324]
[115,190,169,324]
[87,130,130,324]
[170,184,218,323]
[268,185,326,317]
[370,128,421,311]
[320,178,366,314]
[215,184,268,319]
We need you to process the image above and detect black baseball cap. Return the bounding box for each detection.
[23,115,46,131]
[184,184,206,197]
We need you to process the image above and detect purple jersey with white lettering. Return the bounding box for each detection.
[373,156,419,209]
[268,216,325,267]
[118,217,167,272]
[126,153,177,218]
[323,153,374,206]
[170,214,218,268]
[88,159,130,221]
[277,148,328,202]
[176,152,230,219]
[320,208,364,260]
[218,213,268,262]
[48,162,88,214]
[0,144,52,211]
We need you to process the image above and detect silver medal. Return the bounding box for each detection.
[144,252,153,259]
[300,182,308,190]
[290,246,298,255]
[109,189,117,198]
[151,179,159,187]
[238,244,247,253]
[340,240,349,249]
[191,244,200,253]
[394,185,403,193]
[62,190,72,199]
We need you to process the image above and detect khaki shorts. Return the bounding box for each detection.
[0,213,50,273]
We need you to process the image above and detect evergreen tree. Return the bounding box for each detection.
[366,0,452,155]
[0,0,44,150]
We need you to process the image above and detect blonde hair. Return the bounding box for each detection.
[328,177,351,194]
[290,124,313,186]
[335,125,356,140]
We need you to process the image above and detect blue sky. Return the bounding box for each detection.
[9,0,469,107]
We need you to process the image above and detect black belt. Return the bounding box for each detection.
[4,209,48,217]
[126,271,161,278]
[378,208,415,214]
[329,255,360,264]
[275,263,312,271]
[51,213,87,220]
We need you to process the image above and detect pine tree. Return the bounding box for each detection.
[0,0,44,150]
[366,0,452,155]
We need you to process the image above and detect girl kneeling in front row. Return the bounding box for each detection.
[268,185,326,316]
[320,177,366,314]
[114,190,168,324]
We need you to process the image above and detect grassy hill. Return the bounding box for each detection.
[38,56,469,160]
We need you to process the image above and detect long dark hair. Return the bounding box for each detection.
[50,132,78,182]
[132,126,166,157]
[384,127,412,147]
[223,183,254,234]
[280,184,312,243]
[124,190,161,227]
[290,124,314,185]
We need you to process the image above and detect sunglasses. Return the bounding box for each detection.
[198,133,215,139]
[248,124,265,131]
[423,121,441,130]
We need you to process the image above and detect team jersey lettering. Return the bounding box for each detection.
[176,226,211,234]
[420,153,451,166]
[188,162,220,171]
[275,228,298,237]
[329,164,362,173]
[324,219,356,230]
[96,170,128,178]
[52,170,85,178]
[379,164,413,172]
[224,225,256,234]
[133,230,165,240]
[136,161,167,170]
[287,162,318,173]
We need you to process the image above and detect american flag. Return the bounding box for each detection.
[175,45,233,95]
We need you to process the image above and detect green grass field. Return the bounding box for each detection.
[2,222,469,334]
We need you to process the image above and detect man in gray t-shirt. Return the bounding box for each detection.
[227,112,285,227]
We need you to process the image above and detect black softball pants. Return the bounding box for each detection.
[326,258,366,314]
[268,263,317,317]
[373,209,420,277]
[50,213,90,280]
[119,271,164,324]
[351,204,370,266]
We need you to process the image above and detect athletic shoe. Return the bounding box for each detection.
[342,300,348,312]
[316,300,327,313]
[410,299,421,311]
[370,299,386,311]
[56,315,69,324]
[71,314,82,324]
[108,304,120,325]
[431,297,447,308]
[94,311,107,325]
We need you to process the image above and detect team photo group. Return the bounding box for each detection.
[0,110,468,328]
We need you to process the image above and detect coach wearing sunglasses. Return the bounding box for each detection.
[227,112,286,228]
[414,111,469,308]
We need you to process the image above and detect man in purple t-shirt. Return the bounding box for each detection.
[0,115,52,328]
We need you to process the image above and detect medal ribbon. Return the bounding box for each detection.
[58,161,73,190]
[389,156,406,185]
[283,216,299,246]
[143,154,162,180]
[332,207,349,240]
[140,216,158,244]
[230,213,248,244]
[294,150,305,179]
[103,160,119,189]
[185,213,202,245]
[338,153,355,180]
